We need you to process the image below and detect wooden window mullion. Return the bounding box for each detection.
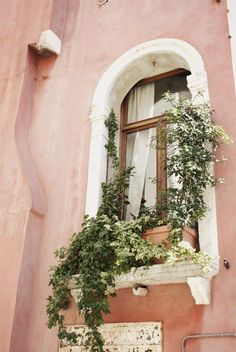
[156,119,167,204]
[120,96,128,169]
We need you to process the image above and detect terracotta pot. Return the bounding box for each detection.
[142,225,197,263]
[142,225,197,247]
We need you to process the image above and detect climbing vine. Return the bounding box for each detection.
[152,93,232,243]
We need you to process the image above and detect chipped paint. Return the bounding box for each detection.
[59,322,162,352]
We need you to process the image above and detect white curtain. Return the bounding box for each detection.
[126,83,155,220]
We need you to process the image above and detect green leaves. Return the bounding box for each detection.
[166,242,212,273]
[98,110,133,220]
[159,95,232,241]
[104,109,119,168]
[47,111,136,351]
[47,106,231,351]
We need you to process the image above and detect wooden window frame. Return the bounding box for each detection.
[120,68,189,202]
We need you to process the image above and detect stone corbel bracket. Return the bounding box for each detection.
[187,276,211,304]
[69,261,217,306]
[29,29,61,56]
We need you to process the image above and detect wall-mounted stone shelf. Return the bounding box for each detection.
[59,322,163,352]
[69,262,217,306]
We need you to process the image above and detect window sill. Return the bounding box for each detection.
[115,261,217,304]
[69,261,218,306]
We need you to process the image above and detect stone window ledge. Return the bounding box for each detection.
[69,261,218,306]
[115,261,217,305]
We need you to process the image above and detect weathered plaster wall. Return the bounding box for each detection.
[0,1,53,351]
[0,1,236,352]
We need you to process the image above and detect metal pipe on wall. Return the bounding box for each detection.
[181,332,236,352]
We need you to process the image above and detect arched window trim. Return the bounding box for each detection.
[86,38,219,269]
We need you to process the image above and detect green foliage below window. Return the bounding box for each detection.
[47,97,231,351]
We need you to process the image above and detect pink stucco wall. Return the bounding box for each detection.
[0,1,236,352]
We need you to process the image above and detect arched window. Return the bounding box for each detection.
[87,38,218,265]
[121,69,191,220]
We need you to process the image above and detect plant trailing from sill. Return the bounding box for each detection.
[47,100,231,351]
[47,110,163,350]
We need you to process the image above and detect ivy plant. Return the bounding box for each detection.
[47,100,231,351]
[152,93,232,243]
[47,110,163,351]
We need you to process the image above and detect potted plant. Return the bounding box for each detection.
[47,98,231,352]
[142,93,231,247]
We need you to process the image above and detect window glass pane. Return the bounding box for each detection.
[123,72,190,218]
[127,74,191,123]
[154,75,191,115]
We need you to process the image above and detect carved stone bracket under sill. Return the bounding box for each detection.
[69,262,217,306]
[187,276,211,304]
